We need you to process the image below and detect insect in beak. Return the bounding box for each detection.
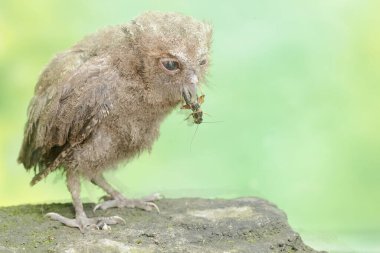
[181,92,205,125]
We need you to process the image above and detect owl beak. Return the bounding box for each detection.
[182,88,193,105]
[181,82,197,105]
[181,73,198,104]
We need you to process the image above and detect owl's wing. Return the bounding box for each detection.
[18,56,119,178]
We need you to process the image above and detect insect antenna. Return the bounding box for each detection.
[189,124,200,151]
[200,121,224,124]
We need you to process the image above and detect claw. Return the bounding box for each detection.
[148,202,160,213]
[114,216,126,225]
[93,202,103,212]
[97,215,126,225]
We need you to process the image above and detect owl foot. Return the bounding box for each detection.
[45,212,125,232]
[94,193,162,213]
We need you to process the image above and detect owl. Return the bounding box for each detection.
[17,11,213,231]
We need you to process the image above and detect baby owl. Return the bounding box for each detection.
[18,11,213,231]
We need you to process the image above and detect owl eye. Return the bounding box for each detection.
[163,61,179,70]
[160,58,180,74]
[200,59,207,66]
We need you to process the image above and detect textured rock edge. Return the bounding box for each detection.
[0,197,326,253]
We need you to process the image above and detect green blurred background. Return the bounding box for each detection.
[1,1,379,252]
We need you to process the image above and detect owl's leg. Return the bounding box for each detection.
[45,170,125,232]
[91,174,162,212]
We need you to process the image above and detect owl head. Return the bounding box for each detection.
[124,11,213,104]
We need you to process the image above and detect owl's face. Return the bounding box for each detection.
[127,12,213,104]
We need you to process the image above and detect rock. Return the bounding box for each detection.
[0,197,324,253]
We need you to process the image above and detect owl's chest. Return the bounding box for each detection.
[108,105,170,154]
[108,117,154,152]
[104,86,178,156]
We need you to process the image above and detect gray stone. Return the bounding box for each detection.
[0,197,325,253]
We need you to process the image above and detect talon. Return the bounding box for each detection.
[93,204,101,212]
[149,202,160,213]
[98,215,126,225]
[113,216,126,224]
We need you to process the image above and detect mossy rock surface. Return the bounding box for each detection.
[0,197,325,253]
